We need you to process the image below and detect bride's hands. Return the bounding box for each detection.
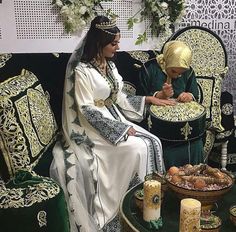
[127,127,136,136]
[145,96,176,106]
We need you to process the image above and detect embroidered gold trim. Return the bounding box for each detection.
[174,29,228,77]
[37,211,47,227]
[0,69,58,177]
[181,122,193,140]
[127,51,150,64]
[149,101,205,122]
[0,53,12,68]
[0,178,60,209]
[94,98,113,107]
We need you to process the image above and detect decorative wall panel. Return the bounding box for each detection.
[178,0,236,115]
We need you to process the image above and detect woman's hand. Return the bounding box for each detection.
[155,83,174,99]
[146,96,176,106]
[177,92,193,102]
[162,83,174,98]
[127,127,136,136]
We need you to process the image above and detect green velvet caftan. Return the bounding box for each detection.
[137,60,204,170]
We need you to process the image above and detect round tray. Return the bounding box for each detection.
[149,101,206,141]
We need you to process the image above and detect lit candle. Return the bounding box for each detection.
[143,180,161,222]
[179,198,201,232]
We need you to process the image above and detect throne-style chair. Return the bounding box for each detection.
[168,26,235,170]
[116,26,234,170]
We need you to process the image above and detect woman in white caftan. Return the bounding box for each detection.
[50,15,175,232]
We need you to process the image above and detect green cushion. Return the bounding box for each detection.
[215,91,235,142]
[0,69,58,179]
[0,170,70,232]
[196,75,224,132]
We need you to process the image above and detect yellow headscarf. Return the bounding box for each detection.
[157,41,192,72]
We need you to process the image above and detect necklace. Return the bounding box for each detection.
[94,59,107,75]
[90,59,119,104]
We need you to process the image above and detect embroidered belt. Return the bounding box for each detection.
[94,98,113,107]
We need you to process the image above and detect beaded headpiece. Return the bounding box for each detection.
[95,19,118,35]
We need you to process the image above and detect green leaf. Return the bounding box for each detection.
[135,32,147,45]
[127,18,134,30]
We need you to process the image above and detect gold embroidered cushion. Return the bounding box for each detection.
[0,170,70,232]
[0,69,58,179]
[196,75,224,132]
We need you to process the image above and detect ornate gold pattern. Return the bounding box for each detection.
[221,103,233,115]
[150,101,205,122]
[127,51,150,64]
[196,78,214,120]
[37,211,47,227]
[95,19,116,30]
[94,98,113,107]
[179,199,201,232]
[27,89,56,145]
[180,207,201,232]
[0,69,58,177]
[203,130,215,158]
[143,180,161,210]
[122,81,136,95]
[216,130,233,140]
[0,178,60,209]
[181,122,193,140]
[15,95,44,158]
[175,29,228,76]
[211,75,224,132]
[0,53,12,68]
[196,75,224,132]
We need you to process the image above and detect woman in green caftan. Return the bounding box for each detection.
[137,41,204,170]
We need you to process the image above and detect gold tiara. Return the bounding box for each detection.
[95,19,117,30]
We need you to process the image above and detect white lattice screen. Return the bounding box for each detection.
[14,0,70,40]
[0,0,154,53]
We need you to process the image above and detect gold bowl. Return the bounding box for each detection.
[200,213,222,232]
[165,174,233,211]
[229,205,236,226]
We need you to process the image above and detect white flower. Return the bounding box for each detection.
[160,2,168,10]
[55,0,63,8]
[127,0,186,45]
[159,17,167,26]
[53,0,105,33]
[79,6,87,15]
[60,5,70,15]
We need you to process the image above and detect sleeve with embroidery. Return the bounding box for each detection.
[74,66,130,145]
[112,65,146,122]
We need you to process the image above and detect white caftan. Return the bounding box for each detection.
[50,61,165,231]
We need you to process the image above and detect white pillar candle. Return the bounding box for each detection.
[143,180,161,222]
[179,198,201,232]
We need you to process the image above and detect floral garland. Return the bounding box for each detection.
[128,0,186,46]
[52,0,113,33]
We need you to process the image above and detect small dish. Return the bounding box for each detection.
[229,205,236,226]
[134,189,143,212]
[200,213,221,232]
